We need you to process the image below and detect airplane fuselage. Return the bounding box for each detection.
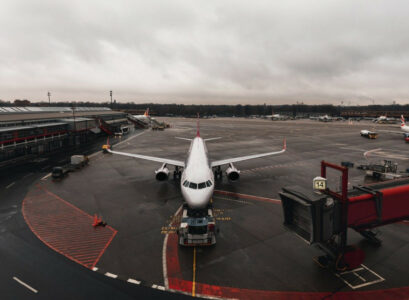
[401,124,409,133]
[180,137,214,209]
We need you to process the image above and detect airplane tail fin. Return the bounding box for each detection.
[144,108,150,117]
[196,113,200,137]
[401,115,406,126]
[283,138,286,150]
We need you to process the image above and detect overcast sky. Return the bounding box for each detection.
[1,0,409,105]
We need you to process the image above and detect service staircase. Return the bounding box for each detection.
[127,114,150,129]
[151,118,166,128]
[98,118,114,135]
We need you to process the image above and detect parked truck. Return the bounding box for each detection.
[52,155,89,180]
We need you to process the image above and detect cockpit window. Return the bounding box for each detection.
[189,182,198,189]
[206,180,212,187]
[183,180,189,187]
[198,182,206,189]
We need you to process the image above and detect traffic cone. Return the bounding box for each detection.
[93,214,100,227]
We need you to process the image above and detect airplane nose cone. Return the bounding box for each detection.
[181,187,213,209]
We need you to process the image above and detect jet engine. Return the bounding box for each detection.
[226,163,240,181]
[155,164,170,181]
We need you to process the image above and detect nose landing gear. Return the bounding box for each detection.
[173,166,182,180]
[214,166,222,179]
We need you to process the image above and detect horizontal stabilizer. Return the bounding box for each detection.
[175,137,193,141]
[204,137,222,142]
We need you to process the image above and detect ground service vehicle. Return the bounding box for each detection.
[52,166,70,179]
[52,155,89,179]
[360,130,378,139]
[178,204,216,246]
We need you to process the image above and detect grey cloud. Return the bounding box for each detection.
[1,0,409,105]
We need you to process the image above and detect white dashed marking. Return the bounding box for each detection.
[127,278,141,285]
[105,272,118,279]
[13,277,38,293]
[152,284,165,290]
[6,182,15,189]
[41,173,51,180]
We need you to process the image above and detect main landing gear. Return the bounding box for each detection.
[173,166,182,180]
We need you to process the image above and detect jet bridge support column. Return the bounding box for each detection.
[320,161,349,256]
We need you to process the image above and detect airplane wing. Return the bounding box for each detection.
[107,149,185,167]
[377,130,405,135]
[204,137,222,142]
[210,139,286,167]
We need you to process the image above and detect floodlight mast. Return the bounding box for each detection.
[110,90,113,109]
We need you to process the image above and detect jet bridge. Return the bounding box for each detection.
[279,161,409,270]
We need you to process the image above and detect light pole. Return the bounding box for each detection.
[110,90,113,109]
[48,91,51,105]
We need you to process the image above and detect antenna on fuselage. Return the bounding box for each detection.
[196,113,200,137]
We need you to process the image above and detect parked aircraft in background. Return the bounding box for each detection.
[368,115,409,142]
[133,108,151,124]
[310,115,334,122]
[264,112,289,120]
[373,115,397,124]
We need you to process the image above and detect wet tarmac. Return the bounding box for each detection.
[23,118,409,299]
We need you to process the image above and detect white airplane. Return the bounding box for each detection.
[373,115,397,124]
[272,114,288,121]
[309,115,333,122]
[133,108,151,124]
[371,115,409,141]
[105,118,286,209]
[318,115,333,122]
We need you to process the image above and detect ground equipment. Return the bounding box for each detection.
[51,166,70,179]
[357,160,401,180]
[52,155,89,180]
[177,204,217,246]
[360,130,378,139]
[70,155,89,168]
[279,161,409,270]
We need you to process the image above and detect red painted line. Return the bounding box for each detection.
[92,230,117,269]
[22,200,93,269]
[170,278,403,300]
[70,251,105,259]
[38,185,93,218]
[22,185,117,269]
[165,199,409,300]
[214,190,281,204]
[44,233,114,244]
[166,233,183,280]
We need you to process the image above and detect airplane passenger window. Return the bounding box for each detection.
[198,182,206,189]
[206,180,212,187]
[189,182,198,189]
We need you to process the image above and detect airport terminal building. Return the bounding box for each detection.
[0,107,129,167]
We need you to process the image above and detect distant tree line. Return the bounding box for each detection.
[1,99,409,117]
